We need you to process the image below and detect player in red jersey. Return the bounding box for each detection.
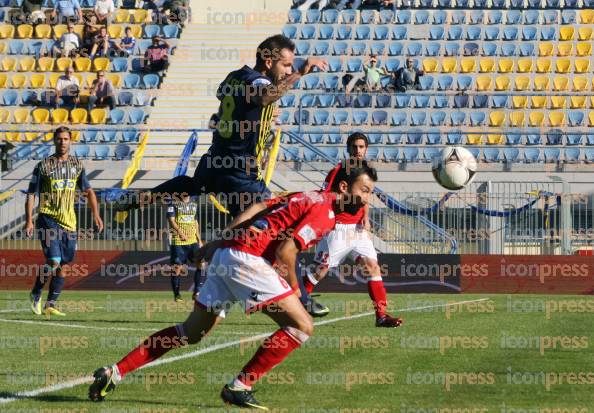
[89,162,378,410]
[303,132,402,328]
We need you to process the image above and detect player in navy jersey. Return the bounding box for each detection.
[115,34,327,217]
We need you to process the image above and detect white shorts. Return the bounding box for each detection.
[314,223,378,268]
[196,247,294,318]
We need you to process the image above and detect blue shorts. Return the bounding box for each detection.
[37,214,77,265]
[170,243,199,265]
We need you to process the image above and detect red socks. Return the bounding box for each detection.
[302,272,317,294]
[237,327,308,388]
[367,277,387,319]
[116,324,187,377]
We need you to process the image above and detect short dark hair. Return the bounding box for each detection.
[54,126,71,138]
[346,132,369,149]
[330,159,377,192]
[256,34,295,66]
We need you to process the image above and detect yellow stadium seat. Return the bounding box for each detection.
[70,130,80,142]
[43,132,54,142]
[531,96,547,109]
[106,73,121,88]
[92,57,110,72]
[73,25,84,37]
[74,57,91,72]
[534,75,550,91]
[0,43,5,54]
[538,43,554,57]
[536,58,551,73]
[550,96,567,109]
[466,134,483,145]
[108,25,123,38]
[509,111,525,127]
[23,132,41,141]
[13,108,30,123]
[18,57,35,72]
[476,75,492,91]
[570,96,587,109]
[52,108,69,124]
[90,108,107,124]
[441,58,456,73]
[559,26,574,41]
[0,24,14,39]
[486,135,503,145]
[128,25,142,38]
[73,73,83,85]
[553,76,569,91]
[56,57,73,71]
[494,76,510,91]
[514,76,530,91]
[53,24,67,39]
[578,27,593,41]
[422,58,438,73]
[0,73,7,88]
[497,58,513,73]
[16,24,33,39]
[34,24,52,39]
[32,108,50,124]
[529,112,545,127]
[70,108,88,124]
[5,131,21,141]
[479,58,495,73]
[1,57,17,71]
[489,111,505,127]
[516,58,533,73]
[512,96,527,109]
[555,59,570,74]
[30,73,46,88]
[0,108,9,123]
[576,42,592,57]
[115,9,130,23]
[574,59,590,74]
[37,57,54,71]
[460,58,476,73]
[574,76,588,91]
[10,74,26,88]
[589,111,594,126]
[556,43,573,57]
[580,9,594,23]
[132,9,150,23]
[549,112,565,127]
[49,73,62,88]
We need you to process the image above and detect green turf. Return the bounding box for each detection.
[0,291,592,411]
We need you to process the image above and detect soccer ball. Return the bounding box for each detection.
[432,146,477,190]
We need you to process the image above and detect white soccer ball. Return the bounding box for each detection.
[432,146,478,190]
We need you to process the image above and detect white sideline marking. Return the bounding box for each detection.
[0,297,489,405]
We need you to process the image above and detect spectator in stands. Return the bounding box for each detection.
[51,0,83,24]
[162,0,189,26]
[52,23,81,57]
[54,67,80,109]
[143,0,167,24]
[93,0,115,25]
[88,70,116,112]
[144,36,170,72]
[362,54,388,91]
[113,26,136,56]
[81,22,99,56]
[393,57,424,92]
[360,0,394,8]
[89,26,110,58]
[21,0,45,25]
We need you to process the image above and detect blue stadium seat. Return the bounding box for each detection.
[13,146,31,161]
[470,112,486,126]
[431,111,446,126]
[369,42,384,56]
[318,25,334,40]
[388,43,403,57]
[121,131,140,143]
[463,43,478,56]
[383,147,399,162]
[415,10,429,24]
[448,26,463,41]
[386,133,402,144]
[375,95,391,108]
[546,131,563,145]
[136,39,152,55]
[526,134,541,145]
[444,43,460,56]
[438,0,451,6]
[322,74,339,90]
[94,145,110,160]
[110,108,126,124]
[507,10,521,24]
[503,148,520,163]
[411,111,427,126]
[302,75,320,90]
[322,9,338,24]
[528,0,541,6]
[492,96,508,109]
[437,75,453,90]
[22,90,39,105]
[420,0,433,6]
[111,57,128,72]
[519,43,535,56]
[33,145,51,159]
[74,145,90,158]
[447,133,462,144]
[131,58,144,72]
[457,75,472,90]
[541,27,556,41]
[426,132,442,145]
[295,41,310,56]
[484,148,501,163]
[544,148,561,163]
[522,27,537,41]
[392,26,407,40]
[160,24,178,39]
[279,94,295,108]
[503,27,518,41]
[313,110,329,125]
[346,58,362,72]
[2,90,18,105]
[391,112,407,126]
[407,42,422,56]
[470,9,484,24]
[424,147,440,162]
[567,134,583,145]
[300,25,316,40]
[341,9,356,24]
[295,110,310,125]
[142,74,160,89]
[327,57,343,72]
[144,24,160,38]
[565,0,578,6]
[482,43,497,56]
[360,9,376,24]
[501,44,516,57]
[451,10,466,24]
[352,110,368,126]
[367,133,383,144]
[374,26,389,40]
[425,43,441,57]
[118,91,133,106]
[395,95,411,108]
[488,10,502,24]
[568,112,584,127]
[8,40,25,54]
[134,91,152,106]
[414,95,430,108]
[327,133,342,144]
[337,26,351,40]
[383,59,399,74]
[564,148,580,163]
[429,27,444,41]
[28,41,44,57]
[546,0,560,8]
[403,148,419,162]
[283,147,300,161]
[354,94,372,108]
[451,112,466,126]
[82,130,99,142]
[468,147,481,160]
[123,73,140,89]
[350,41,367,55]
[332,42,348,56]
[561,10,575,25]
[524,10,539,24]
[396,10,411,24]
[407,131,423,144]
[287,9,301,23]
[586,149,594,163]
[587,135,594,146]
[115,144,131,160]
[467,27,481,41]
[316,94,335,108]
[332,110,349,126]
[277,111,290,125]
[418,75,434,90]
[305,9,321,24]
[101,131,118,142]
[320,147,339,162]
[473,95,488,108]
[434,96,450,108]
[454,95,469,108]
[355,26,370,40]
[433,10,447,24]
[379,9,394,24]
[506,134,522,145]
[307,132,324,144]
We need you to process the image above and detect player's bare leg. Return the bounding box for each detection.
[221,293,312,410]
[89,305,222,401]
[358,256,402,328]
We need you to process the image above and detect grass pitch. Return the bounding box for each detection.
[0,291,592,412]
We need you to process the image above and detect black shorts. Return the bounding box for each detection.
[37,214,77,265]
[170,243,199,265]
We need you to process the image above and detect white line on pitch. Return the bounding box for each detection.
[0,297,490,405]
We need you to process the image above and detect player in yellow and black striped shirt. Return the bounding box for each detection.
[167,194,204,302]
[25,126,103,319]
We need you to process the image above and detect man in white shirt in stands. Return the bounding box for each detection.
[54,67,80,109]
[52,23,80,57]
[93,0,115,25]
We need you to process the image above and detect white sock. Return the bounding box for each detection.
[230,377,251,391]
[111,364,122,383]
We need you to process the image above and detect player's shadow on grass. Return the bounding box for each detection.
[0,392,199,407]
